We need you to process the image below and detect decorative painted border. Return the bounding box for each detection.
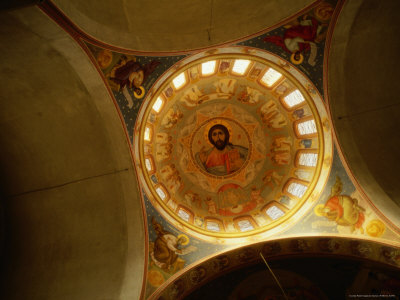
[134,46,333,242]
[152,236,400,300]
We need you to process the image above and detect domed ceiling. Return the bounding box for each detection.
[16,1,400,299]
[136,47,332,239]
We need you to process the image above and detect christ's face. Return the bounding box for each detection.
[211,128,227,150]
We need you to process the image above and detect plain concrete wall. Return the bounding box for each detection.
[52,0,314,51]
[0,7,145,300]
[328,0,400,226]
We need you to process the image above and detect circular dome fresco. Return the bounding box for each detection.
[135,47,332,242]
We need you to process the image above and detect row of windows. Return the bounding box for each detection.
[172,201,288,233]
[148,58,311,118]
[141,58,319,233]
[149,176,309,233]
[143,60,318,148]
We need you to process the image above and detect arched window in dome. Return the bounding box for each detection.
[152,96,165,113]
[259,67,282,88]
[201,60,217,76]
[296,150,318,168]
[294,117,317,138]
[177,206,194,223]
[263,201,287,221]
[285,179,309,198]
[172,71,187,90]
[144,156,155,174]
[282,89,305,109]
[205,218,224,232]
[231,59,251,76]
[144,124,153,142]
[155,184,169,201]
[234,216,257,232]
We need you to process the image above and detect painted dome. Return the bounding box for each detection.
[135,47,332,241]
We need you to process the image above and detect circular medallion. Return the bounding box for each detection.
[191,117,251,178]
[135,47,333,241]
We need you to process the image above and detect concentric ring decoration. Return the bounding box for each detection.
[134,47,333,243]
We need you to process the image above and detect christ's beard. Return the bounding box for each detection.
[214,140,226,150]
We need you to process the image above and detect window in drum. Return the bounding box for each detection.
[231,59,251,75]
[176,206,194,223]
[266,205,285,220]
[283,89,305,108]
[152,96,164,113]
[144,156,155,172]
[172,72,187,90]
[177,208,190,222]
[296,119,317,136]
[237,219,254,232]
[155,185,168,200]
[144,125,152,141]
[260,68,282,87]
[287,182,308,198]
[201,60,217,76]
[298,152,318,167]
[206,221,221,232]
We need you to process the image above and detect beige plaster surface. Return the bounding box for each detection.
[328,0,400,226]
[0,6,144,300]
[51,0,314,51]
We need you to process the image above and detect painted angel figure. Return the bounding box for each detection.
[150,218,197,273]
[264,14,329,66]
[108,56,160,108]
[315,176,366,233]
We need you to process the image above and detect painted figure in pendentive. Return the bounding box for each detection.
[96,49,113,69]
[264,13,330,66]
[196,124,248,176]
[107,56,160,107]
[150,218,197,273]
[315,176,366,233]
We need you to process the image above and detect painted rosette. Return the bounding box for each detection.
[135,47,332,242]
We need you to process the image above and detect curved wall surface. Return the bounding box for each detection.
[51,0,314,51]
[328,0,400,226]
[0,7,144,300]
